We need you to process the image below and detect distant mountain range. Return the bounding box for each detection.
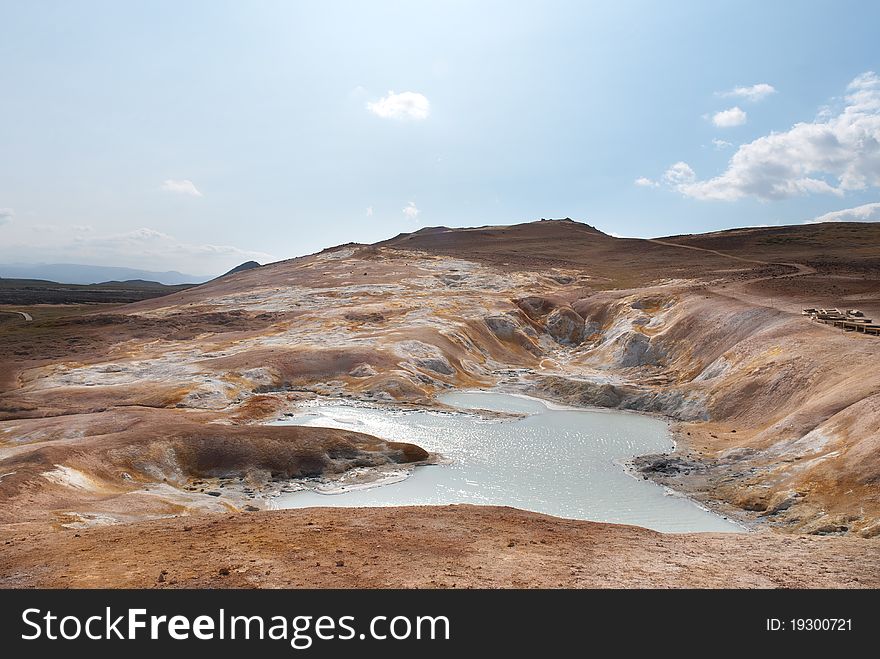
[0,263,210,285]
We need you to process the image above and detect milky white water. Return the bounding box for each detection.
[271,391,743,533]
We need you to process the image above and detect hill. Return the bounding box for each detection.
[219,260,262,278]
[0,277,194,305]
[0,263,208,285]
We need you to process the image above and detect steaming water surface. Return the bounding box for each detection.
[271,391,742,533]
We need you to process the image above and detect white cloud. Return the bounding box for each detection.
[634,177,659,188]
[367,91,430,120]
[402,201,421,219]
[712,138,733,150]
[669,72,880,201]
[161,179,203,197]
[366,206,374,217]
[0,208,13,226]
[663,162,696,186]
[712,106,747,127]
[718,83,777,102]
[806,202,880,224]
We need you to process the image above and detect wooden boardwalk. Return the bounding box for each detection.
[803,308,880,336]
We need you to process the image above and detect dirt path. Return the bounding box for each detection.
[1,506,876,589]
[647,238,774,266]
[647,238,818,312]
[647,238,816,277]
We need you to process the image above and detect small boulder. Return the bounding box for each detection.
[546,307,586,346]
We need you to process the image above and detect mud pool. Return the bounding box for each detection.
[271,391,743,533]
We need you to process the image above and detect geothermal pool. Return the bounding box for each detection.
[271,391,743,533]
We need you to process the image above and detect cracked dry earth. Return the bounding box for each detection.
[1,219,879,588]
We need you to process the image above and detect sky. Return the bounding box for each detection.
[1,0,879,276]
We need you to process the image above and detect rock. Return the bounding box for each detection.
[858,521,880,538]
[344,311,385,323]
[613,331,663,367]
[546,307,586,346]
[218,567,230,576]
[438,274,466,286]
[623,389,709,421]
[809,524,849,536]
[762,490,802,515]
[348,363,377,378]
[514,296,562,320]
[485,315,523,339]
[396,341,457,377]
[417,357,455,376]
[484,315,542,355]
[335,560,345,567]
[635,455,699,476]
[630,295,670,310]
[364,373,424,401]
[389,442,430,462]
[532,375,628,409]
[206,491,222,497]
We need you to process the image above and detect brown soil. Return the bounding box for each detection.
[1,506,875,589]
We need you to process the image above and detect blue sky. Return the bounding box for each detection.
[1,0,879,275]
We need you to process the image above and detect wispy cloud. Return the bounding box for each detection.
[711,106,747,127]
[161,179,203,197]
[718,83,777,102]
[0,225,274,274]
[367,91,430,120]
[634,177,659,188]
[0,208,13,226]
[77,227,273,260]
[667,72,880,201]
[366,206,374,217]
[402,201,421,219]
[712,138,733,150]
[806,202,880,224]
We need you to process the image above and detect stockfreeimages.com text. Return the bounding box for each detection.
[22,607,450,649]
